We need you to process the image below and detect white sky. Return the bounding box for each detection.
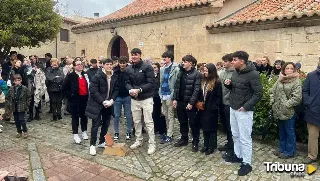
[56,0,134,18]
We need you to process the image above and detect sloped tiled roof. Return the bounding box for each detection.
[63,17,81,24]
[206,0,320,29]
[72,0,211,30]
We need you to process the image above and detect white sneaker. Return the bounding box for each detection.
[130,141,143,149]
[0,128,2,133]
[89,145,96,156]
[147,144,156,155]
[0,125,3,128]
[97,142,106,148]
[73,134,81,144]
[82,131,88,140]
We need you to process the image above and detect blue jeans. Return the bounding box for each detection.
[278,114,296,156]
[113,96,133,133]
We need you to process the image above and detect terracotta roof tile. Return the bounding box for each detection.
[63,17,81,24]
[206,0,320,29]
[72,0,210,30]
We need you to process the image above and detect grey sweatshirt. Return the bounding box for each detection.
[219,68,235,105]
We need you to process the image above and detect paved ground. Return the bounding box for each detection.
[0,107,320,181]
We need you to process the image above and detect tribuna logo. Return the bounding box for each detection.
[264,162,305,177]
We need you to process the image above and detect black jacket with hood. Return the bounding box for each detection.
[224,61,263,111]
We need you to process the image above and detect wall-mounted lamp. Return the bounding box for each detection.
[110,26,117,36]
[110,26,116,34]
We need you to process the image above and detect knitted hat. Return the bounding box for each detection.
[295,62,302,70]
[274,60,282,65]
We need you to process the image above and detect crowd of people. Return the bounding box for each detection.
[0,48,319,176]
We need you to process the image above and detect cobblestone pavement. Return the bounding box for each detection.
[1,110,320,181]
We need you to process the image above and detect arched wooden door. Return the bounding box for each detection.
[111,36,129,58]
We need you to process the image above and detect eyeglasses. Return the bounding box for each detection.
[75,64,83,66]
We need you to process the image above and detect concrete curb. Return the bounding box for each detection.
[27,143,46,181]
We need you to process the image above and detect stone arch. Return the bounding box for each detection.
[107,36,129,58]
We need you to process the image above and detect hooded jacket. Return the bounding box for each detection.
[159,62,180,98]
[225,61,263,111]
[270,73,302,120]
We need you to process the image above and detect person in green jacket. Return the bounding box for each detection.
[270,62,302,159]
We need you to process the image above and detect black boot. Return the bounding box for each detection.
[34,114,40,120]
[200,147,208,153]
[34,107,40,120]
[206,132,217,155]
[52,115,57,121]
[192,144,199,152]
[57,115,62,120]
[27,114,33,122]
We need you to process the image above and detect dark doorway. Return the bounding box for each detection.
[111,36,129,58]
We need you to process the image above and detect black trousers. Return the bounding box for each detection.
[71,96,88,134]
[219,104,234,150]
[203,131,217,149]
[28,94,34,114]
[35,100,41,116]
[177,102,200,144]
[50,92,63,117]
[90,107,112,146]
[14,112,27,133]
[152,97,166,135]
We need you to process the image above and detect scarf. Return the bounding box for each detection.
[279,72,299,83]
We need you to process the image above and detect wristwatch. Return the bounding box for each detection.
[139,88,142,93]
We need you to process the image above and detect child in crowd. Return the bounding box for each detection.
[6,74,31,138]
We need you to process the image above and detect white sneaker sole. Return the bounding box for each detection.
[130,143,143,149]
[74,139,81,144]
[148,150,155,155]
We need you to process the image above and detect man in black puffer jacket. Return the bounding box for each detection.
[85,58,118,156]
[172,55,201,152]
[125,48,156,155]
[224,51,262,176]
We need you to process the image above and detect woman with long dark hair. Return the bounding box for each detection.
[199,63,222,155]
[152,62,166,138]
[63,59,89,144]
[270,62,302,159]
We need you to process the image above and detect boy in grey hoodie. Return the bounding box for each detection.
[218,54,235,155]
